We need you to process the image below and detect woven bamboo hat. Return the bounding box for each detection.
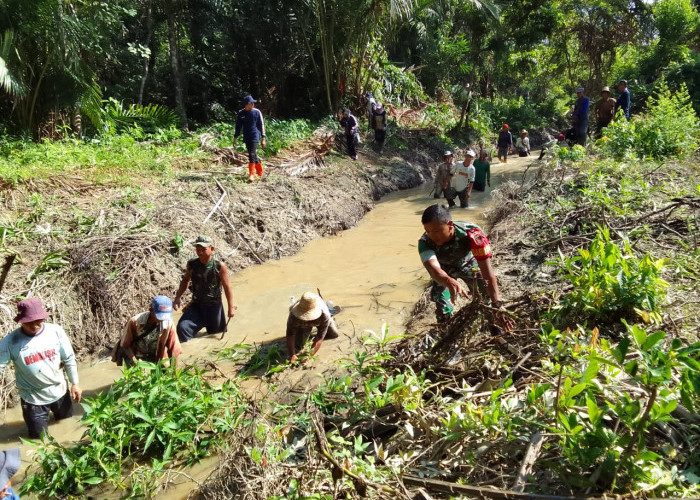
[291,292,324,321]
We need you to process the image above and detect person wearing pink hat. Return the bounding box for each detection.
[0,298,81,439]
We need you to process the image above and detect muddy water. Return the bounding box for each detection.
[1,156,531,497]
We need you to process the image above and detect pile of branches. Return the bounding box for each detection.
[198,126,335,177]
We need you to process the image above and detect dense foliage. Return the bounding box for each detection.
[21,362,247,498]
[1,0,698,136]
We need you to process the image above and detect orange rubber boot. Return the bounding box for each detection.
[248,163,255,182]
[255,162,264,178]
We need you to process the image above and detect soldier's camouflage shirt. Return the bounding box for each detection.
[418,222,492,275]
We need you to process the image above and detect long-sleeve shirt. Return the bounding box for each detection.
[339,114,358,136]
[497,130,513,148]
[616,89,630,119]
[0,323,79,405]
[473,159,490,185]
[573,96,590,122]
[234,108,265,144]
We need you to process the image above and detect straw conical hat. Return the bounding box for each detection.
[291,292,324,321]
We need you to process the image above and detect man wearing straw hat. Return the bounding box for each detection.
[286,292,340,364]
[0,298,82,439]
[594,86,616,134]
[0,447,20,499]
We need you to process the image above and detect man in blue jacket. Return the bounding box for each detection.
[616,79,631,120]
[572,87,590,146]
[233,95,266,182]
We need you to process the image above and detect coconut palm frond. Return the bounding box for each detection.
[0,30,25,97]
[469,0,501,20]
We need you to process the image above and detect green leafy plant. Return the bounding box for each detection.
[553,227,668,324]
[21,362,247,499]
[557,144,585,162]
[599,80,700,160]
[28,250,69,279]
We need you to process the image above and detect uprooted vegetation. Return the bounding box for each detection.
[16,150,700,498]
[187,146,700,500]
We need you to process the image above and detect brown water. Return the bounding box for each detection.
[1,155,531,497]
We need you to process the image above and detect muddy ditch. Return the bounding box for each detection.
[190,154,700,500]
[0,136,439,375]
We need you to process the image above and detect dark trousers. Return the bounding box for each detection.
[177,302,227,342]
[576,121,588,146]
[445,187,468,208]
[294,320,340,351]
[21,391,73,439]
[246,141,260,163]
[374,129,386,144]
[346,134,357,158]
[473,181,486,192]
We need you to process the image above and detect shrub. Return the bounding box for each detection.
[557,144,586,162]
[21,362,247,498]
[599,80,700,160]
[553,227,669,325]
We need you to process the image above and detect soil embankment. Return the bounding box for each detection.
[0,137,437,359]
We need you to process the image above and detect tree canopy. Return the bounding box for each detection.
[0,0,698,135]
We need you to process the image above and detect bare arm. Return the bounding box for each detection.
[121,319,139,365]
[219,263,236,318]
[476,257,501,303]
[173,267,191,310]
[423,259,469,299]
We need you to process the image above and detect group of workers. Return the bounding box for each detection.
[0,233,342,442]
[434,149,491,208]
[572,79,631,146]
[0,199,505,446]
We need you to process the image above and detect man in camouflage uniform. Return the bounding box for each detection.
[418,204,505,323]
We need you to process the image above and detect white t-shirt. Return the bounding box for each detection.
[0,323,79,405]
[516,137,530,151]
[450,161,476,192]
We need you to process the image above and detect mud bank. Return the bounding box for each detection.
[0,141,436,361]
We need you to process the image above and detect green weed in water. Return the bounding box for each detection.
[21,361,247,499]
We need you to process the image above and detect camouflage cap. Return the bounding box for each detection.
[193,235,214,247]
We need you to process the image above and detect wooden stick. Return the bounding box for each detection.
[210,179,265,265]
[513,431,545,492]
[0,254,16,295]
[403,476,606,500]
[203,191,226,224]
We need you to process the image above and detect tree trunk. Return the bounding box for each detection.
[166,0,187,129]
[138,0,155,106]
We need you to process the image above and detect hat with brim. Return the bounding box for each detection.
[0,448,20,486]
[14,298,49,323]
[193,235,214,247]
[291,292,324,322]
[242,95,257,105]
[576,87,584,93]
[521,130,528,135]
[601,87,610,94]
[375,102,383,109]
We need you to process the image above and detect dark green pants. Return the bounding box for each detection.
[430,260,487,322]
